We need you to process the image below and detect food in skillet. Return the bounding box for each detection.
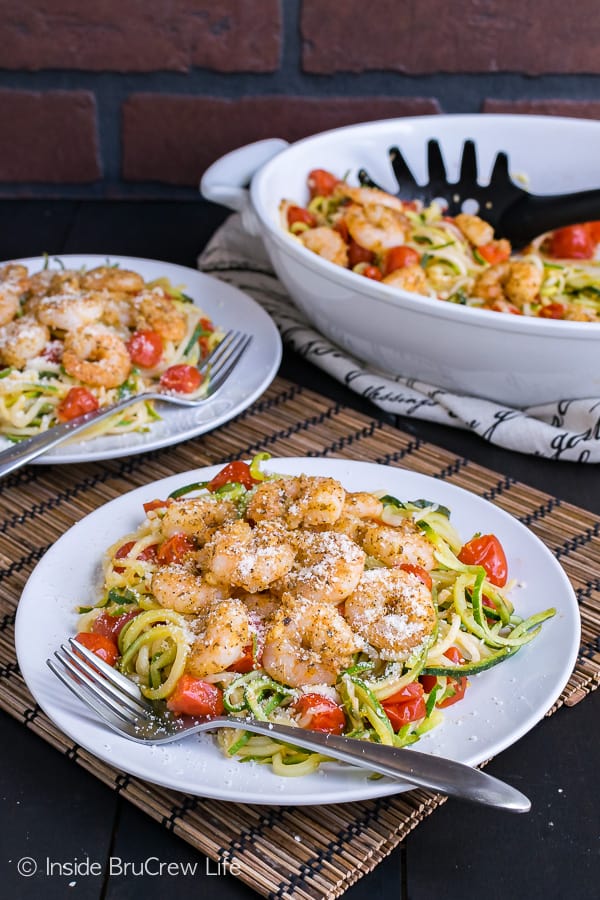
[0,260,221,442]
[280,168,600,321]
[74,455,555,776]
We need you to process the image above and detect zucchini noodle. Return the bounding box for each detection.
[74,454,555,775]
[281,173,600,321]
[0,259,222,442]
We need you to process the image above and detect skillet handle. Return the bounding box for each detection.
[200,139,289,235]
[499,188,600,248]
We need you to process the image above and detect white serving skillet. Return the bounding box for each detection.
[201,115,600,406]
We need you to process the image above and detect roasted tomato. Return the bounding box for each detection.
[287,205,317,229]
[159,364,202,393]
[167,675,225,716]
[307,168,340,198]
[126,330,163,368]
[74,632,119,666]
[382,683,426,730]
[457,534,508,587]
[56,387,99,422]
[92,610,141,641]
[207,460,258,492]
[294,694,346,734]
[156,533,195,565]
[548,224,595,260]
[384,245,420,274]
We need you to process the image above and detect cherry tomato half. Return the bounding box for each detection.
[159,364,202,394]
[548,224,595,260]
[207,460,258,492]
[294,694,346,735]
[75,632,119,666]
[228,635,264,674]
[396,563,433,591]
[126,330,163,368]
[307,168,340,198]
[381,682,427,731]
[457,533,508,587]
[384,245,420,275]
[478,239,511,265]
[287,205,317,229]
[586,220,600,243]
[57,387,99,422]
[348,238,373,268]
[362,265,382,281]
[437,675,468,708]
[156,533,195,565]
[143,498,170,514]
[92,610,141,641]
[382,682,424,705]
[538,301,566,320]
[167,675,225,717]
[420,647,464,695]
[113,540,157,572]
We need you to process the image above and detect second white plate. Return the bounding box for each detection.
[1,254,282,463]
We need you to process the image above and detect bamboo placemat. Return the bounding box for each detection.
[0,376,598,899]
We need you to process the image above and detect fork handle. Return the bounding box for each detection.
[499,188,600,248]
[0,393,160,477]
[208,718,529,811]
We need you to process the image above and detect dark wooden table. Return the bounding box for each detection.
[1,200,598,900]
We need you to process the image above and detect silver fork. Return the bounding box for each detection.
[47,638,530,812]
[0,330,251,477]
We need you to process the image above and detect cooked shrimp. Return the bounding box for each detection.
[0,286,20,327]
[0,264,29,325]
[101,294,136,330]
[334,183,405,212]
[333,492,384,541]
[151,564,226,614]
[454,213,495,248]
[81,266,144,294]
[160,495,238,545]
[262,598,361,687]
[345,568,436,660]
[186,597,251,678]
[300,226,348,266]
[36,292,106,332]
[62,324,131,388]
[0,316,50,368]
[240,590,280,623]
[504,259,543,307]
[247,475,346,529]
[48,270,82,294]
[201,520,296,594]
[382,264,428,294]
[344,202,408,253]
[359,518,436,570]
[131,290,187,342]
[473,262,510,303]
[24,269,55,301]
[0,263,29,286]
[272,529,365,604]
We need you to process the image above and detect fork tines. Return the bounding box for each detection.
[47,639,156,736]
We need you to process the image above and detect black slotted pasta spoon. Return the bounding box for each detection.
[358,139,600,249]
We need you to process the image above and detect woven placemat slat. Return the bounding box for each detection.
[1,376,599,900]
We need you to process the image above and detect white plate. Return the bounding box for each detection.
[1,255,282,463]
[15,458,580,805]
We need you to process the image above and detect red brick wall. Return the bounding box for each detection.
[0,0,598,196]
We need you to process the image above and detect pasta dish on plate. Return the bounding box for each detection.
[280,168,600,321]
[0,260,221,442]
[73,455,555,777]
